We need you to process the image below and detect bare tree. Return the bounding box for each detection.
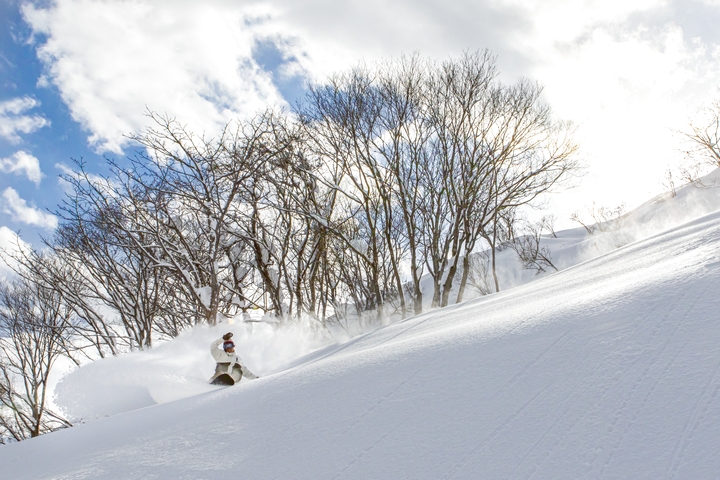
[671,95,720,189]
[423,55,579,304]
[540,214,558,238]
[372,55,433,315]
[569,210,596,235]
[661,169,677,198]
[49,162,172,349]
[682,96,720,168]
[300,51,579,312]
[84,112,301,326]
[0,277,73,442]
[509,219,558,274]
[570,202,626,234]
[422,50,499,308]
[300,67,402,321]
[4,245,122,358]
[464,251,494,297]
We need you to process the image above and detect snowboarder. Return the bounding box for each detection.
[209,332,258,385]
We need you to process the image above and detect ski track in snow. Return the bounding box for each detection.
[596,293,687,477]
[665,274,720,479]
[436,216,720,479]
[667,353,720,478]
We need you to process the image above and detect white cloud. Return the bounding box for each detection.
[0,96,50,142]
[23,0,286,154]
[1,187,58,230]
[0,151,44,185]
[20,0,720,228]
[533,21,720,227]
[21,0,550,154]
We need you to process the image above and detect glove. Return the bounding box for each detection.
[222,332,233,341]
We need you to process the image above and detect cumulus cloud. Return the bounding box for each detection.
[23,0,287,154]
[250,0,532,79]
[0,151,44,185]
[0,96,49,142]
[21,0,545,154]
[1,187,58,230]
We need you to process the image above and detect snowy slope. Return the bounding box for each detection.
[40,170,720,423]
[2,186,720,478]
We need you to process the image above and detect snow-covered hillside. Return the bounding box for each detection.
[2,175,720,478]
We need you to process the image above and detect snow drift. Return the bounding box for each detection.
[54,319,335,421]
[2,176,720,478]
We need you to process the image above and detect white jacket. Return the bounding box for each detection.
[210,338,242,366]
[210,338,258,381]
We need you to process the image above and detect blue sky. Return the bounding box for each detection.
[3,0,720,253]
[1,0,101,245]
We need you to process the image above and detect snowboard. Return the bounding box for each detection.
[210,373,235,386]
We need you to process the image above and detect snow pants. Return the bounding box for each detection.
[210,362,243,383]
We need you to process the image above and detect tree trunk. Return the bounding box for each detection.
[456,253,471,303]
